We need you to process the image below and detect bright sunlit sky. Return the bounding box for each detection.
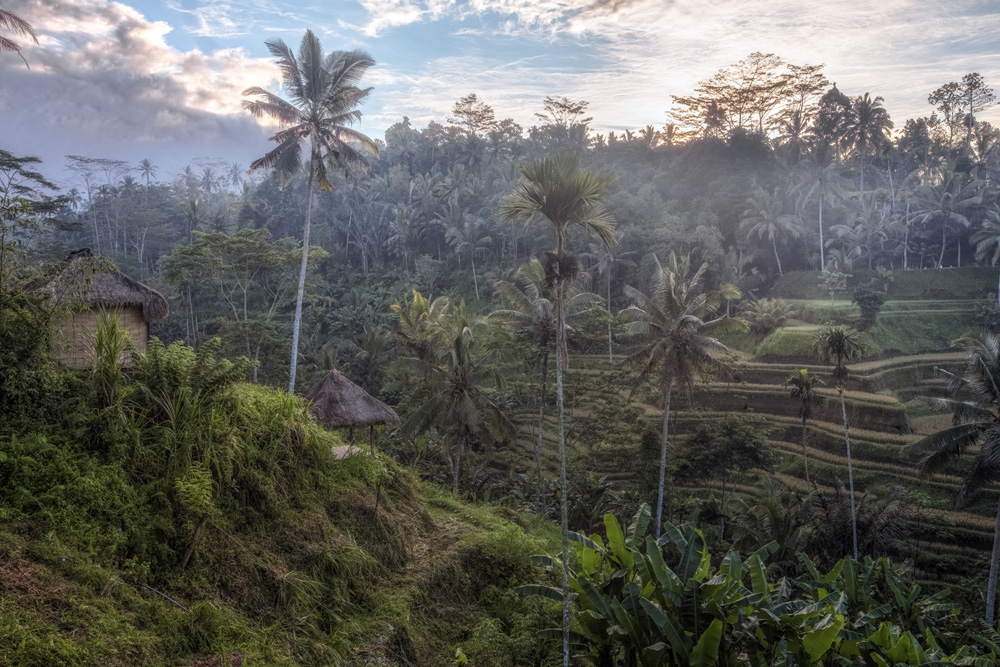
[3,0,1000,180]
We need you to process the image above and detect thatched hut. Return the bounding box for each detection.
[38,249,169,368]
[304,368,400,448]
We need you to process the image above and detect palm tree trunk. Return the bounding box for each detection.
[801,416,811,484]
[556,300,570,667]
[839,386,859,560]
[818,196,825,272]
[938,222,947,270]
[535,351,548,512]
[655,373,672,540]
[288,169,315,394]
[773,236,783,277]
[452,434,463,494]
[903,203,911,270]
[987,493,1000,625]
[607,268,614,363]
[471,251,479,299]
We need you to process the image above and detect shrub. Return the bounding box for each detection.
[852,286,886,330]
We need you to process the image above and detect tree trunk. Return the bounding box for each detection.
[987,493,1000,625]
[535,351,548,512]
[840,387,859,560]
[556,309,570,667]
[288,171,315,394]
[938,221,947,270]
[471,251,479,299]
[452,435,463,494]
[818,196,825,272]
[655,373,673,540]
[773,236,783,277]
[607,268,614,363]
[801,417,811,484]
[903,203,910,270]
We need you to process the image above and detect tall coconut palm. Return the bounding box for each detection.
[740,187,801,276]
[906,330,1000,624]
[793,143,850,271]
[786,368,824,484]
[440,200,491,299]
[501,153,616,667]
[813,324,869,560]
[583,236,637,362]
[138,159,157,187]
[620,252,744,538]
[490,259,600,510]
[243,30,377,394]
[972,205,1000,306]
[840,93,893,197]
[909,168,980,270]
[0,1,37,67]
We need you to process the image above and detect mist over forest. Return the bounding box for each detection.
[9,4,1000,665]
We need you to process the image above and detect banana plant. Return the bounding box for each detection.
[519,504,1000,666]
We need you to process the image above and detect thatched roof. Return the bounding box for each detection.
[305,368,400,429]
[37,249,169,321]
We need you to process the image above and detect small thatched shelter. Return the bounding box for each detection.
[305,368,400,448]
[38,249,169,368]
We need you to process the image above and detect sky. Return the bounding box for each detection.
[2,0,1000,184]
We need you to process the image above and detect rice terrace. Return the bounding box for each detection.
[6,0,1000,665]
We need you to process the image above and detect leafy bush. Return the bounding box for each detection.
[852,286,886,330]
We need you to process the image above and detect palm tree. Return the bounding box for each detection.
[491,259,599,510]
[243,31,377,394]
[906,330,1000,624]
[228,162,244,190]
[390,290,451,361]
[740,187,801,276]
[138,159,157,187]
[501,153,616,667]
[909,168,980,269]
[582,236,637,362]
[403,315,513,494]
[440,200,491,299]
[0,1,37,67]
[620,252,744,538]
[840,93,893,198]
[786,369,824,484]
[793,143,850,271]
[972,205,1000,306]
[813,324,869,560]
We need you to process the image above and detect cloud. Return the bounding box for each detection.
[0,0,282,172]
[362,0,1000,137]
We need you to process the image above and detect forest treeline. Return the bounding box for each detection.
[3,53,999,387]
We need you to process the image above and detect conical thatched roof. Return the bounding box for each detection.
[305,368,400,429]
[37,249,169,321]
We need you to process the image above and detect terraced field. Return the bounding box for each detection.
[495,269,1000,593]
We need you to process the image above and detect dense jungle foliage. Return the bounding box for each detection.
[8,34,1000,664]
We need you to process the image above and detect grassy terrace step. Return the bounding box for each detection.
[768,440,960,487]
[768,267,1000,300]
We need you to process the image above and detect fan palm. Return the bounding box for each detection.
[786,368,824,484]
[500,153,616,667]
[740,187,801,276]
[840,93,894,197]
[0,1,37,67]
[972,205,1000,306]
[620,252,744,539]
[909,168,980,270]
[243,30,377,394]
[793,143,850,271]
[813,324,869,559]
[490,259,599,511]
[906,330,1000,624]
